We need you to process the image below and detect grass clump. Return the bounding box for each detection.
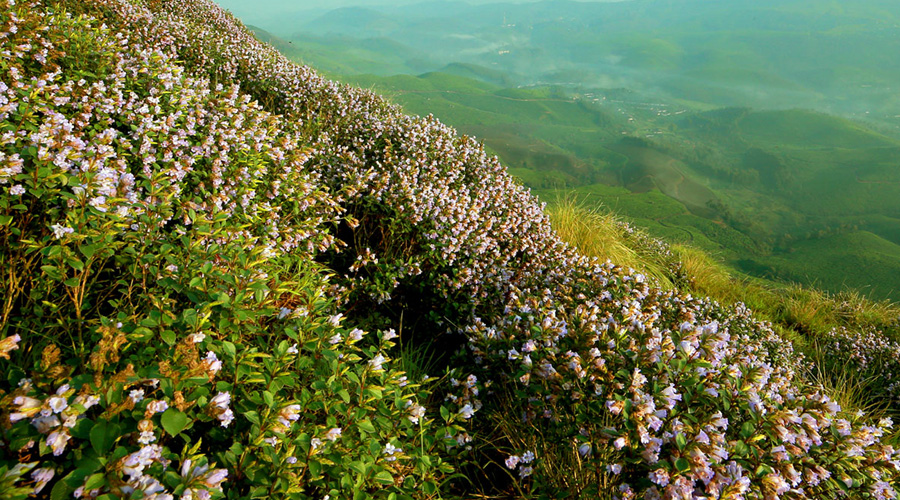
[547,196,675,288]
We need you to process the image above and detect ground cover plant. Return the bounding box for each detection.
[1,0,900,498]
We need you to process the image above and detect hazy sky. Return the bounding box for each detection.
[216,0,628,9]
[215,0,631,28]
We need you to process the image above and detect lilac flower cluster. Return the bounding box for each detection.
[8,380,99,457]
[0,0,338,265]
[462,266,900,497]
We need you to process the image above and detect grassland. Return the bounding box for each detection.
[328,64,900,301]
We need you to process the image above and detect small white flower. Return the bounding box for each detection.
[129,389,145,404]
[287,343,299,354]
[138,430,156,445]
[505,455,520,469]
[210,392,231,410]
[9,184,24,195]
[324,427,342,441]
[407,402,426,424]
[203,469,228,489]
[369,354,386,371]
[31,467,55,494]
[649,469,670,487]
[383,442,402,461]
[204,351,222,374]
[46,430,70,456]
[89,196,108,212]
[81,395,100,410]
[51,223,74,239]
[381,329,398,341]
[218,408,234,427]
[47,396,68,414]
[328,333,342,345]
[147,400,168,414]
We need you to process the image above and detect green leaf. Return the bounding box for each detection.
[422,481,438,495]
[308,459,322,478]
[740,421,755,439]
[131,327,153,342]
[70,417,94,439]
[440,406,450,422]
[755,464,774,478]
[182,309,198,327]
[84,473,106,490]
[357,419,376,434]
[160,329,175,346]
[348,461,367,475]
[160,409,189,436]
[243,411,260,426]
[675,457,691,474]
[79,244,99,259]
[675,433,687,451]
[263,391,274,408]
[90,421,120,455]
[222,341,236,358]
[50,479,73,500]
[373,471,394,485]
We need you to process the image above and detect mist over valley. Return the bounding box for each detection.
[224,0,900,300]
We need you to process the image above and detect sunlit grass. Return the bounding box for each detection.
[546,196,673,288]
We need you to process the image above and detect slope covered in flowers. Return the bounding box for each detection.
[0,0,898,498]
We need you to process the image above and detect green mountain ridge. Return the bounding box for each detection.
[333,63,900,301]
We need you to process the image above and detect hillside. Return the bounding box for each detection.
[328,66,900,300]
[1,1,899,499]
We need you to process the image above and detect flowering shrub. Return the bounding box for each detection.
[461,270,900,498]
[820,327,900,405]
[0,0,898,498]
[0,1,460,497]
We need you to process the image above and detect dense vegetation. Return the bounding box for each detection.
[2,0,900,499]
